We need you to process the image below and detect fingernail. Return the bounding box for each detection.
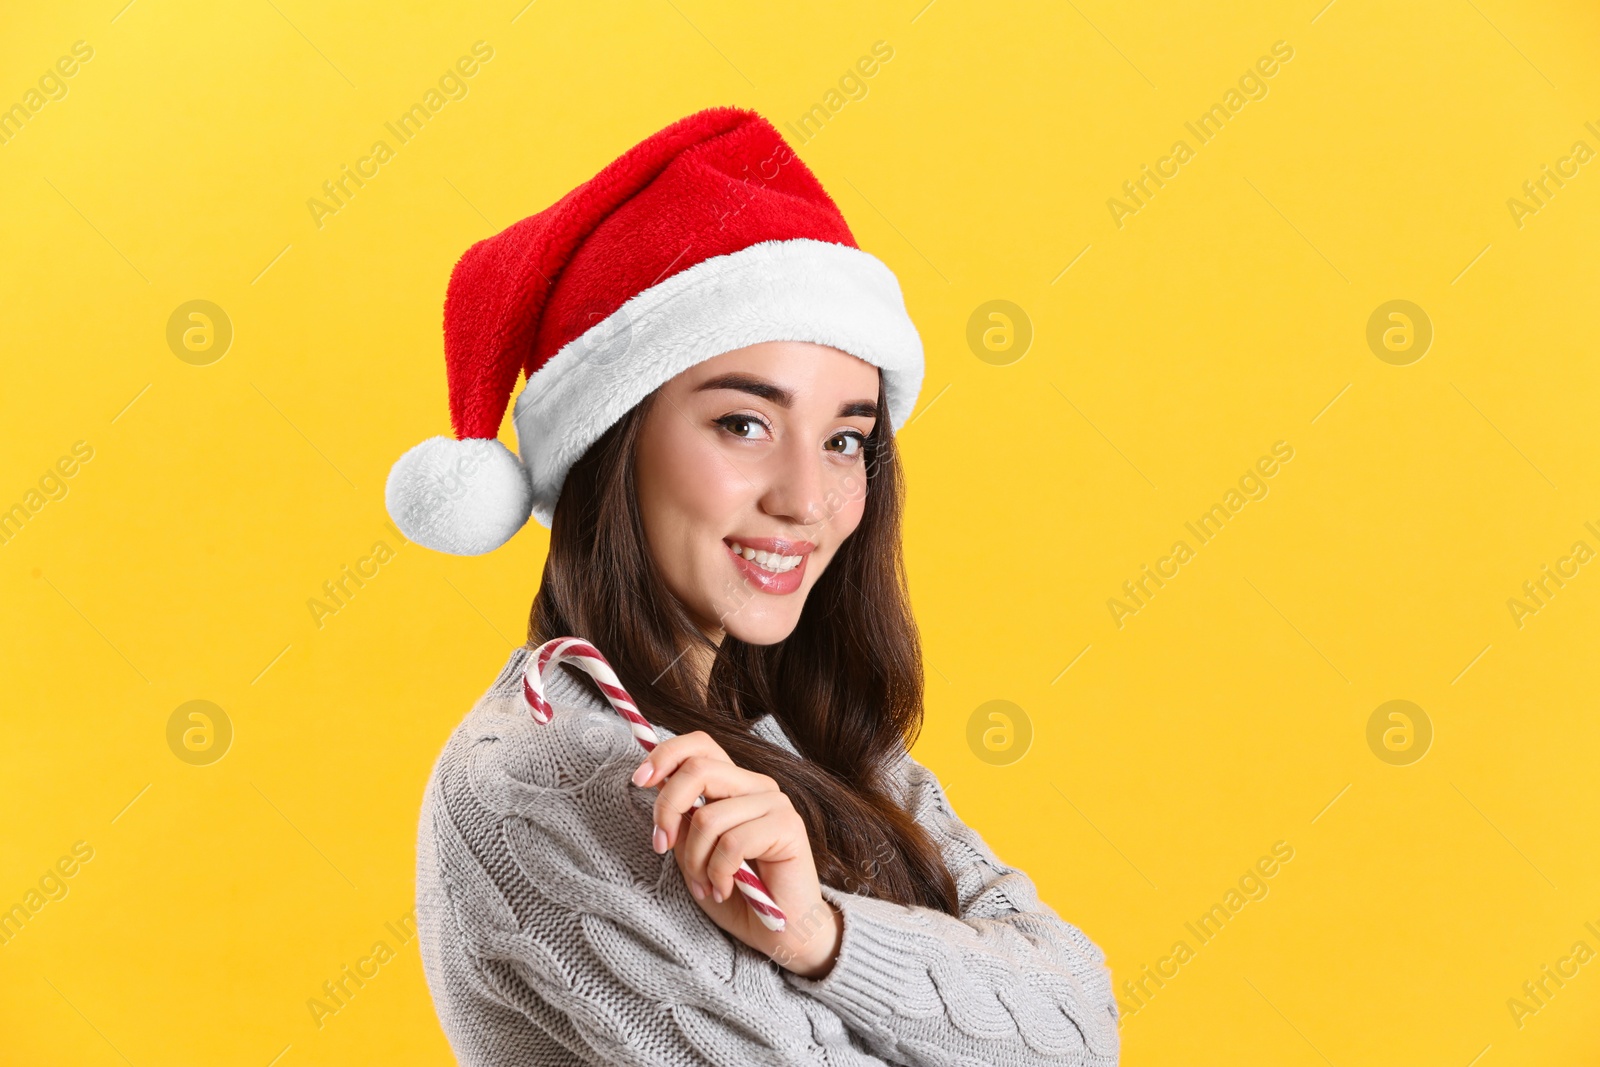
[690,880,705,899]
[631,761,651,786]
[652,826,667,853]
[711,886,723,903]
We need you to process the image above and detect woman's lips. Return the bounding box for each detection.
[724,538,812,595]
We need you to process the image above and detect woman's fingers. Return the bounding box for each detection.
[632,730,727,788]
[703,804,806,904]
[671,792,792,898]
[651,754,780,849]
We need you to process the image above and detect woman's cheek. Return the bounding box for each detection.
[826,479,869,537]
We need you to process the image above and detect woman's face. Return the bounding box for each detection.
[634,340,881,646]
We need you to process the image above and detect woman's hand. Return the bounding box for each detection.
[631,730,842,978]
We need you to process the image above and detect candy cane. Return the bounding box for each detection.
[522,636,787,932]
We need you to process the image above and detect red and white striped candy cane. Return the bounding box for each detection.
[522,636,787,932]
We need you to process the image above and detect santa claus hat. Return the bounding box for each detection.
[384,105,924,555]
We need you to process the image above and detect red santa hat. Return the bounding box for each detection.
[385,105,924,555]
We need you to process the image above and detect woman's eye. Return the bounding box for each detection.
[716,414,767,440]
[828,431,867,458]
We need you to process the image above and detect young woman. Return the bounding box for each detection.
[388,107,1119,1066]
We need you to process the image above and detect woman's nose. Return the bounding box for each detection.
[758,435,830,529]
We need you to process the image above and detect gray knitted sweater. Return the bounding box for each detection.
[416,645,1120,1065]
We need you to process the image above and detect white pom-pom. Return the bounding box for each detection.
[385,436,534,555]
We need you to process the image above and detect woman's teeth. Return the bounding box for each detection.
[729,542,802,573]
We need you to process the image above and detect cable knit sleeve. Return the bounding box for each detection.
[780,751,1121,1067]
[417,674,906,1066]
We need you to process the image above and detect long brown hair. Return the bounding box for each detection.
[528,376,960,915]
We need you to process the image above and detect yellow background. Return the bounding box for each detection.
[2,1,1597,1063]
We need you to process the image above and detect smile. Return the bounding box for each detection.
[724,537,815,594]
[730,544,802,573]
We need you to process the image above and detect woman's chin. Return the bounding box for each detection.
[722,608,803,647]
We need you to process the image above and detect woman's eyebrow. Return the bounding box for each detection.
[696,373,792,406]
[694,373,879,419]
